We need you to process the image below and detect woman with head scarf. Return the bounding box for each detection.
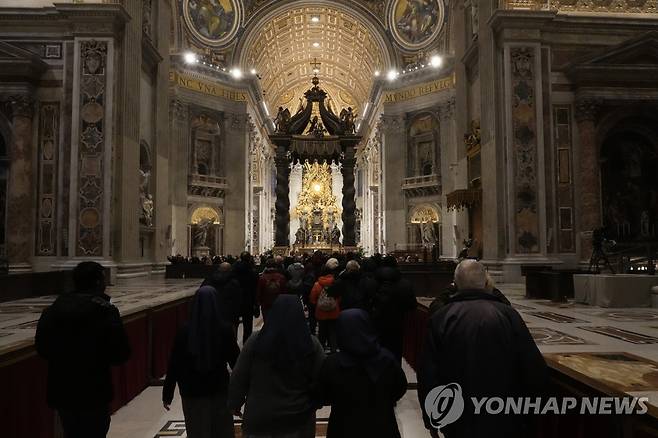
[228,295,325,438]
[163,286,240,438]
[315,309,407,438]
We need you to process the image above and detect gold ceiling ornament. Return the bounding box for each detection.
[190,206,221,225]
[295,161,341,228]
[240,5,387,112]
[410,204,441,224]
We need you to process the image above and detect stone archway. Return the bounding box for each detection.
[600,117,658,244]
[408,203,441,248]
[188,205,223,257]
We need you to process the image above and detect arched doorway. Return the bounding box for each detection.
[600,120,658,243]
[408,203,441,249]
[189,206,223,257]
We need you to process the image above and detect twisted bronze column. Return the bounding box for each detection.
[274,146,290,247]
[341,147,357,247]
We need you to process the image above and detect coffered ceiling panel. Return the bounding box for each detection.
[241,5,387,113]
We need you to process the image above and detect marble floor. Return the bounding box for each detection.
[3,279,658,437]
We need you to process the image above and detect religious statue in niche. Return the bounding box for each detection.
[139,141,154,228]
[273,107,291,133]
[421,221,437,244]
[331,223,341,244]
[339,107,357,135]
[194,217,213,247]
[464,119,481,152]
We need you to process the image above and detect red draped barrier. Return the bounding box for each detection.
[151,305,182,379]
[402,305,430,372]
[1,296,192,436]
[0,352,54,438]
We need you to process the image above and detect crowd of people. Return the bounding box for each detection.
[35,254,547,438]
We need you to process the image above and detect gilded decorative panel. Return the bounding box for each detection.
[183,0,242,47]
[387,0,445,50]
[510,47,540,253]
[36,102,59,256]
[76,40,107,257]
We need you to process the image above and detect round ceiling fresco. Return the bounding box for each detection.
[183,0,242,47]
[387,0,445,50]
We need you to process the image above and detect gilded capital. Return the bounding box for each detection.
[575,98,603,123]
[6,95,35,119]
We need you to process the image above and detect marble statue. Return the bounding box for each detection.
[194,218,213,247]
[331,223,341,244]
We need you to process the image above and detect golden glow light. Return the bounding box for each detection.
[313,182,322,193]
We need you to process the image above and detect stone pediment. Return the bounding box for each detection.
[0,42,47,82]
[566,32,658,85]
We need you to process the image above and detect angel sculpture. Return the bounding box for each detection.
[274,107,291,133]
[295,97,305,114]
[339,107,357,134]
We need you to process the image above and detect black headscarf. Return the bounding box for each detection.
[255,294,313,369]
[335,309,395,383]
[188,286,225,373]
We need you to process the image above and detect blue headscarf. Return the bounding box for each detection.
[188,286,225,373]
[255,294,313,370]
[336,309,395,382]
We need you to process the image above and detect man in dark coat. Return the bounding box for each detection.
[232,252,259,344]
[370,256,417,362]
[333,260,370,311]
[35,261,131,438]
[202,262,243,331]
[417,260,547,438]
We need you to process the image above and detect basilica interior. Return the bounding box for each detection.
[1,0,658,437]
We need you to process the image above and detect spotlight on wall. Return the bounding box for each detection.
[374,70,381,77]
[250,68,257,75]
[230,68,243,79]
[311,15,320,22]
[183,52,197,64]
[387,69,398,81]
[312,42,320,48]
[430,55,443,68]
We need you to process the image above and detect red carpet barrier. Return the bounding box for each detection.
[0,296,192,437]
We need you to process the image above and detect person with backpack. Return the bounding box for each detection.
[257,258,288,321]
[309,258,341,353]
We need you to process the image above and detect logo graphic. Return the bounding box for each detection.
[424,383,465,430]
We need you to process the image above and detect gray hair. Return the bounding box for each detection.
[345,260,360,272]
[454,259,487,290]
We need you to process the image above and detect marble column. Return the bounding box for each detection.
[170,98,189,256]
[341,147,357,247]
[223,113,248,255]
[380,114,406,253]
[439,97,459,258]
[274,145,290,248]
[575,98,602,261]
[5,95,35,270]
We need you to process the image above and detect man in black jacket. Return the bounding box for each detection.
[370,256,417,363]
[202,262,243,333]
[232,252,259,344]
[36,261,131,438]
[417,260,547,438]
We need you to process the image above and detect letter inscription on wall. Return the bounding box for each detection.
[384,75,455,104]
[170,71,248,102]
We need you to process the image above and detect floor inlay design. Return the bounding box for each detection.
[526,311,587,323]
[545,352,658,392]
[578,326,658,344]
[529,327,591,345]
[593,310,658,322]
